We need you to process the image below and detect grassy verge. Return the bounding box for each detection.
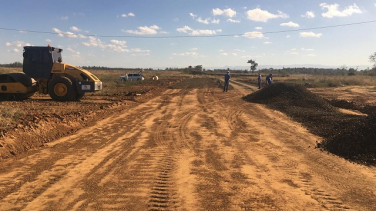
[238,74,376,88]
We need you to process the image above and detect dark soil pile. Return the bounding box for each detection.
[328,99,376,116]
[243,83,375,165]
[321,115,376,165]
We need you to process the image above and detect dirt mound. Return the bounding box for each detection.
[243,83,375,165]
[321,115,376,165]
[243,83,335,111]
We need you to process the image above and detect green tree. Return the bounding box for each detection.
[247,59,258,72]
[369,52,376,67]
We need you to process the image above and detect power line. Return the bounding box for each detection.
[1,20,376,39]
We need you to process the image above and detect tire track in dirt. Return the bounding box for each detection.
[1,80,376,210]
[0,90,185,210]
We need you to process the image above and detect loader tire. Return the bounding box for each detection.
[48,76,77,101]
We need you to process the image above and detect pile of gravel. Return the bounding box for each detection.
[243,83,375,165]
[243,83,335,111]
[321,115,376,165]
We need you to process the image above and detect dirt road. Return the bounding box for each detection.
[0,81,375,210]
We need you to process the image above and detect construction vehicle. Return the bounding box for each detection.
[0,46,102,101]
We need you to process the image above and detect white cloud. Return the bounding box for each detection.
[211,19,220,24]
[46,39,52,42]
[227,19,240,23]
[286,35,291,38]
[191,29,217,36]
[177,26,192,33]
[52,28,86,38]
[5,41,31,47]
[190,13,197,19]
[190,48,198,51]
[177,26,219,36]
[212,8,236,17]
[61,16,68,20]
[307,54,316,57]
[231,53,237,56]
[280,21,299,27]
[110,40,127,46]
[246,8,288,22]
[172,52,199,57]
[70,26,81,32]
[197,17,209,24]
[301,48,314,51]
[66,47,80,55]
[7,49,20,53]
[320,3,362,18]
[130,48,150,53]
[83,36,130,52]
[121,12,135,17]
[255,27,262,30]
[174,18,179,22]
[264,41,272,44]
[123,25,161,35]
[300,31,322,38]
[243,31,264,38]
[221,53,228,56]
[302,11,315,18]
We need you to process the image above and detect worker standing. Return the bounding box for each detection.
[223,71,231,92]
[266,73,273,85]
[257,73,262,89]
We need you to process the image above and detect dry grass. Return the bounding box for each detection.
[276,74,376,87]
[0,107,25,129]
[0,67,22,74]
[238,74,376,88]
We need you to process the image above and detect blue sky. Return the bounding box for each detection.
[1,0,376,69]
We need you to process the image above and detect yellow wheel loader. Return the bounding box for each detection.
[0,46,102,101]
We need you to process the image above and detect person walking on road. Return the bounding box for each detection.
[223,71,231,92]
[257,73,262,89]
[266,73,273,86]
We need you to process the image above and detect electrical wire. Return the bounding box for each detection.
[0,20,375,39]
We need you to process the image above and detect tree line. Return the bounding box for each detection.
[0,62,22,67]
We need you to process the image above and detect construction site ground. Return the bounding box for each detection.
[0,77,375,210]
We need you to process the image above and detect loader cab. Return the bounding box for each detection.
[23,46,62,79]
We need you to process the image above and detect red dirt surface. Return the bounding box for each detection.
[0,78,375,210]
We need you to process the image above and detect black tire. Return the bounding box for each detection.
[48,76,77,101]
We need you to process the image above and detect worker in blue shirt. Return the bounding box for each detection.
[266,73,273,85]
[223,71,231,92]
